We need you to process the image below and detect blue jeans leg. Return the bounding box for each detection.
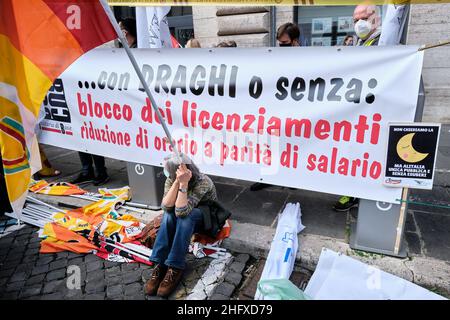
[149,211,177,265]
[165,208,204,270]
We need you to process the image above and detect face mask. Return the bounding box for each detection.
[279,42,292,47]
[354,19,371,40]
[163,167,170,178]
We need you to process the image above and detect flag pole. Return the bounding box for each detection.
[99,0,181,160]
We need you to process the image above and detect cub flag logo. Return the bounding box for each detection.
[40,78,73,136]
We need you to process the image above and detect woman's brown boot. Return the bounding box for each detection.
[145,264,167,296]
[157,267,184,298]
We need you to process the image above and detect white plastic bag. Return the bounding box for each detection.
[255,202,305,300]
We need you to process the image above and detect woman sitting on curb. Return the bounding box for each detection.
[145,153,218,298]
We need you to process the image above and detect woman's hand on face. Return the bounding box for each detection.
[176,164,192,186]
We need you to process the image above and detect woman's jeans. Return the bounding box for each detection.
[149,208,203,270]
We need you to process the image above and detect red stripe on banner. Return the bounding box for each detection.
[41,127,61,133]
[41,127,73,135]
[43,0,117,53]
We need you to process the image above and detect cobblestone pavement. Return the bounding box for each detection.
[0,222,250,300]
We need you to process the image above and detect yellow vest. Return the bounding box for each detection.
[363,36,379,47]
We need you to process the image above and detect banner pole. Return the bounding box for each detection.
[99,0,180,160]
[393,187,409,255]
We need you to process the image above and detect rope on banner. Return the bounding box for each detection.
[418,40,450,51]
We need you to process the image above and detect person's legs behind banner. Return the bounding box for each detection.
[71,152,109,186]
[36,145,61,178]
[71,152,95,184]
[92,154,109,186]
[333,196,359,212]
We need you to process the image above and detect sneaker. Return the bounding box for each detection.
[70,172,94,184]
[250,182,270,191]
[93,173,110,186]
[157,267,184,298]
[333,196,359,212]
[144,264,167,296]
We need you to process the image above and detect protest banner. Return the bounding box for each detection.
[38,46,423,203]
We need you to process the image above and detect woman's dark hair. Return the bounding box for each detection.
[164,153,201,189]
[277,22,300,41]
[120,17,137,39]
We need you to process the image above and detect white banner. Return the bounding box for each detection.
[38,46,423,203]
[136,6,172,49]
[379,4,407,46]
[305,248,445,300]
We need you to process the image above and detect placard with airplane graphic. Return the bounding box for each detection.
[384,123,441,189]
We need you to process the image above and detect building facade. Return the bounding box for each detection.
[191,4,450,124]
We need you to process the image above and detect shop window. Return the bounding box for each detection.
[167,6,194,46]
[297,6,384,46]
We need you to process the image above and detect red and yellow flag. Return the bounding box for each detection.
[29,179,87,196]
[0,0,116,215]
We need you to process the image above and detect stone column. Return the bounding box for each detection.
[406,4,450,123]
[193,6,295,48]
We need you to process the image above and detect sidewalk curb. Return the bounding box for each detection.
[222,220,450,297]
[29,193,450,297]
